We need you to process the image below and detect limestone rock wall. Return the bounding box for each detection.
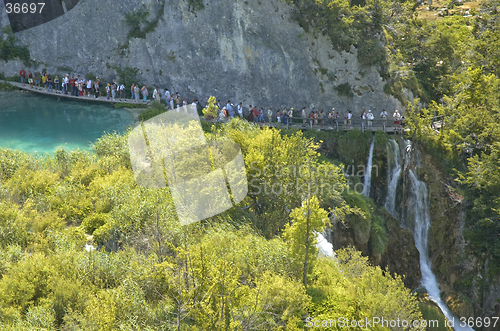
[0,0,402,114]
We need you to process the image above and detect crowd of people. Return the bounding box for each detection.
[18,68,159,103]
[209,99,405,130]
[18,68,405,130]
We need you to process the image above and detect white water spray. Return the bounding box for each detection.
[363,136,375,197]
[315,232,335,259]
[408,170,473,331]
[385,139,402,217]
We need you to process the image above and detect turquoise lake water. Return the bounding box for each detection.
[0,90,135,154]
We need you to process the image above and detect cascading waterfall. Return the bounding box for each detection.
[385,139,402,217]
[408,167,473,331]
[363,136,375,197]
[315,232,335,259]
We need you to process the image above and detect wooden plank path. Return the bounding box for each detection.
[0,80,153,106]
[210,117,405,133]
[2,79,408,133]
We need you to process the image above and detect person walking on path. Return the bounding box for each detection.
[131,84,135,100]
[86,78,92,97]
[169,95,174,109]
[288,108,294,125]
[54,75,59,93]
[252,106,258,123]
[28,72,33,88]
[247,105,254,122]
[175,93,181,109]
[106,84,111,100]
[116,83,121,101]
[134,84,140,103]
[141,85,148,103]
[76,79,81,96]
[63,75,69,94]
[152,87,158,102]
[380,109,388,129]
[153,87,161,103]
[367,109,374,128]
[34,71,41,90]
[111,81,117,101]
[319,110,325,125]
[19,68,26,85]
[328,109,334,127]
[70,75,76,96]
[164,88,170,103]
[277,109,281,124]
[268,107,273,124]
[42,73,47,91]
[95,79,102,99]
[47,74,53,93]
[393,110,401,128]
[120,83,125,101]
[81,78,86,96]
[237,102,243,117]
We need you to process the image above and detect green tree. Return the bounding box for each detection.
[202,96,219,119]
[284,195,329,286]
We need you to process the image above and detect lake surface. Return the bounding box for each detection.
[0,90,135,154]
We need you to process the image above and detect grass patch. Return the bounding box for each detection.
[137,103,167,121]
[334,82,354,98]
[120,2,166,50]
[56,66,72,73]
[188,0,204,12]
[114,103,148,109]
[0,81,17,91]
[418,300,452,330]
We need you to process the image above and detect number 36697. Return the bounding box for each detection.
[5,2,45,14]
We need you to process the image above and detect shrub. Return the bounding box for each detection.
[82,213,110,235]
[137,103,167,121]
[334,82,354,98]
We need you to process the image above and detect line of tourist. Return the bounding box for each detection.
[18,68,194,105]
[18,68,404,129]
[209,100,405,129]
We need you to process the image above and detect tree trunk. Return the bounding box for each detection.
[303,182,312,287]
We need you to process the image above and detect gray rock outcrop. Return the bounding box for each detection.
[0,0,403,114]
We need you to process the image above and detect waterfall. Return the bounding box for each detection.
[363,136,375,197]
[315,232,335,259]
[408,170,473,331]
[385,139,402,217]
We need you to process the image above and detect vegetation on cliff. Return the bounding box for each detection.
[0,26,31,66]
[401,0,500,308]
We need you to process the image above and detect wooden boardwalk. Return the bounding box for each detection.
[0,80,153,106]
[3,79,408,133]
[212,117,406,133]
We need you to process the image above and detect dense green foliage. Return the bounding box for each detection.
[402,0,500,279]
[137,102,168,121]
[0,26,31,66]
[0,81,17,91]
[287,0,388,66]
[120,2,166,51]
[0,120,422,329]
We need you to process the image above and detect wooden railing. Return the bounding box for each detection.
[234,116,407,133]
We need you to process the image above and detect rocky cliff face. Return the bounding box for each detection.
[416,145,500,326]
[0,0,402,113]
